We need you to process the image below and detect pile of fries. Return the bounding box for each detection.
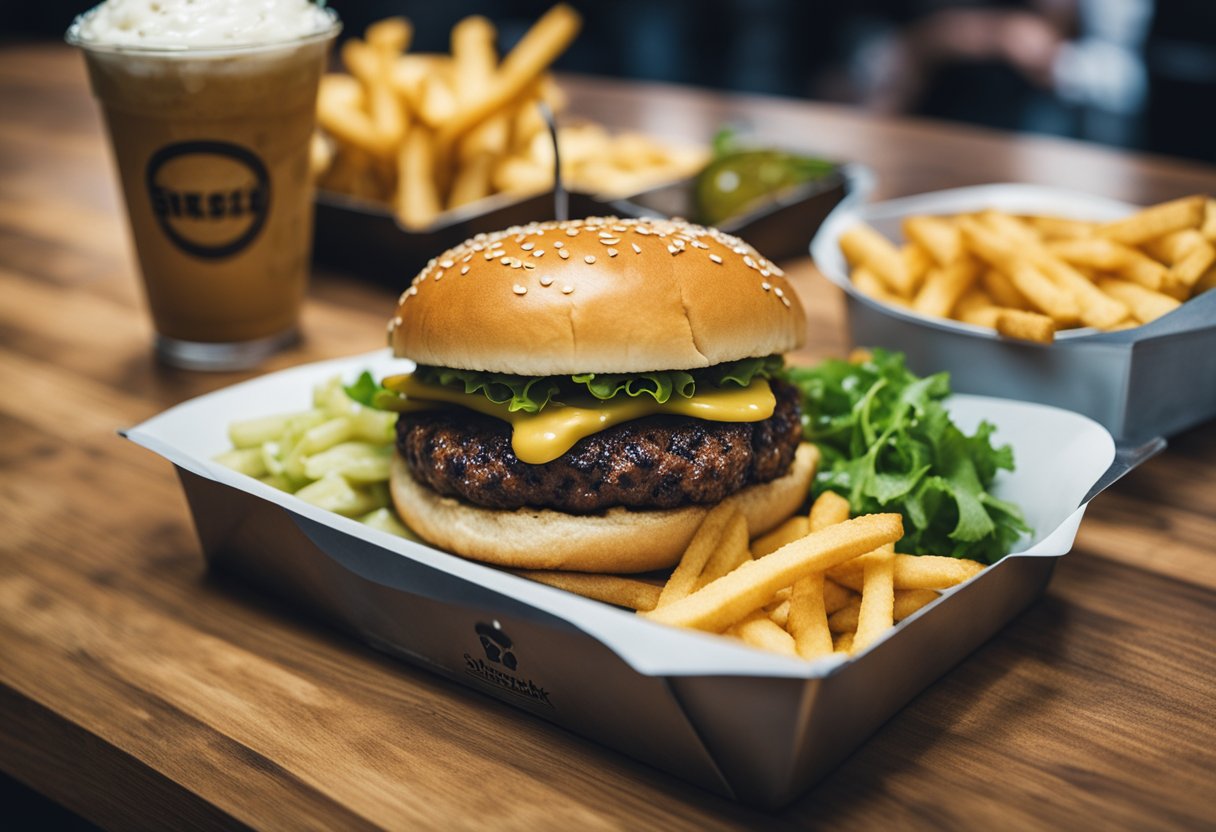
[313,7,708,229]
[519,489,985,660]
[839,195,1216,343]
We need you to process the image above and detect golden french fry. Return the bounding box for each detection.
[395,128,441,229]
[1026,215,1095,240]
[1167,234,1215,289]
[828,588,939,633]
[447,152,495,210]
[436,4,582,149]
[768,598,790,628]
[516,570,662,611]
[1096,278,1182,324]
[953,288,1003,328]
[317,74,391,160]
[696,512,752,590]
[1098,195,1206,245]
[829,554,985,592]
[656,503,741,608]
[979,268,1032,310]
[824,579,855,615]
[840,223,913,295]
[996,308,1055,343]
[850,545,895,653]
[1196,264,1216,294]
[730,611,798,656]
[1202,198,1216,241]
[903,215,962,266]
[366,16,411,53]
[1031,256,1130,329]
[309,131,334,179]
[342,38,408,150]
[978,210,1041,247]
[788,572,833,660]
[833,631,854,654]
[1049,238,1169,292]
[643,514,904,632]
[416,71,460,129]
[1005,260,1080,325]
[913,258,979,318]
[751,516,809,558]
[902,244,933,294]
[391,53,449,109]
[809,490,851,532]
[852,267,910,309]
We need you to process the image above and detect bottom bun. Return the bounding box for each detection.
[390,443,819,573]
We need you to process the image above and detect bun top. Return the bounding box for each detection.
[389,216,806,375]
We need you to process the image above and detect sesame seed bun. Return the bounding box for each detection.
[389,444,819,573]
[388,217,806,375]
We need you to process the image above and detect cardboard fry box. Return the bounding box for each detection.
[812,184,1216,443]
[125,351,1116,809]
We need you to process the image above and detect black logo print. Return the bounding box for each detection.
[145,140,270,260]
[475,621,517,670]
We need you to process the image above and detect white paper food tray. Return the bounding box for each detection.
[124,350,1125,808]
[811,183,1216,442]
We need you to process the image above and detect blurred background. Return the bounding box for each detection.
[10,0,1216,163]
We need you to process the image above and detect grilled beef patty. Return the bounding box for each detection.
[396,380,803,513]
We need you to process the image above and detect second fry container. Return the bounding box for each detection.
[811,184,1216,442]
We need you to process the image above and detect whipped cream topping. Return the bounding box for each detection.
[70,0,337,50]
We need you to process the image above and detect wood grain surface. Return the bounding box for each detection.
[2,43,1215,831]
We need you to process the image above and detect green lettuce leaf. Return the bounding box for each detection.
[406,355,782,414]
[786,348,1030,564]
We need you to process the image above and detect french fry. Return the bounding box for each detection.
[366,16,412,53]
[903,215,962,266]
[833,632,854,653]
[953,288,1002,328]
[902,244,933,295]
[696,513,752,589]
[416,71,460,128]
[317,74,390,160]
[447,152,495,210]
[829,554,985,592]
[850,545,895,653]
[751,516,809,558]
[852,267,911,308]
[1004,259,1080,325]
[643,514,903,632]
[1203,198,1216,241]
[730,611,798,657]
[436,4,582,149]
[1026,215,1095,240]
[1197,265,1216,294]
[1096,278,1182,324]
[840,223,913,295]
[768,599,790,628]
[828,588,939,633]
[395,128,441,229]
[824,579,856,614]
[996,308,1055,343]
[808,490,851,531]
[656,503,741,608]
[516,570,662,612]
[1049,238,1169,292]
[1098,195,1206,245]
[1032,256,1130,329]
[786,490,853,661]
[980,268,1032,310]
[913,258,979,318]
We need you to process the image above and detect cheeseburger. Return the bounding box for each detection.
[379,217,814,573]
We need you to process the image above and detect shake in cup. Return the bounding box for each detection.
[67,0,341,370]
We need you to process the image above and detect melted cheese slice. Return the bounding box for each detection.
[383,373,776,464]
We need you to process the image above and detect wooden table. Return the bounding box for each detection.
[2,44,1214,830]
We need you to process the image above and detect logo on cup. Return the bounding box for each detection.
[145,140,270,260]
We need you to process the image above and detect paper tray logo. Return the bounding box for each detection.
[464,621,553,708]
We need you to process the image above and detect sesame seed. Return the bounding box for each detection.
[744,256,757,269]
[540,275,554,287]
[553,241,564,248]
[440,259,454,269]
[607,248,618,257]
[521,242,535,251]
[559,249,570,259]
[523,262,536,270]
[599,231,614,238]
[613,225,628,232]
[434,271,444,281]
[484,252,495,260]
[760,269,770,277]
[562,285,574,294]
[567,229,579,236]
[460,265,470,275]
[513,284,527,295]
[734,246,748,255]
[500,256,512,265]
[599,237,620,245]
[781,296,791,308]
[584,255,597,264]
[691,240,709,249]
[408,286,418,296]
[532,250,544,257]
[632,243,642,254]
[635,227,650,235]
[462,254,473,262]
[774,287,784,297]
[709,254,723,264]
[761,282,772,291]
